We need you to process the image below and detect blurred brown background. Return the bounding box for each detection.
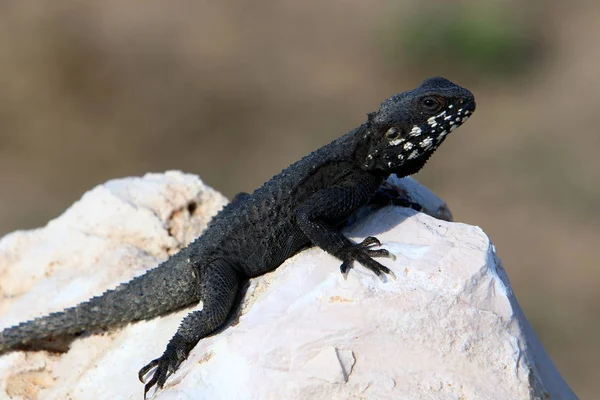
[0,1,597,397]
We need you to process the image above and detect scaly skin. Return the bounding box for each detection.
[0,77,475,397]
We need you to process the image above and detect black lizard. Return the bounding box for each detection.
[0,77,475,397]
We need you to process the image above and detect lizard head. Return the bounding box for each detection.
[360,77,475,175]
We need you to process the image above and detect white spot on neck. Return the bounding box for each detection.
[410,126,422,136]
[408,150,419,160]
[419,137,433,148]
[403,142,413,150]
[427,110,447,128]
[389,138,404,146]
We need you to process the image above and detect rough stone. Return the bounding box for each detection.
[0,172,577,400]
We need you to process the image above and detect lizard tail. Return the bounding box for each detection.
[0,248,200,353]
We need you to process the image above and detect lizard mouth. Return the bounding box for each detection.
[428,103,474,135]
[391,103,474,164]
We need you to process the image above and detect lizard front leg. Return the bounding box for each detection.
[296,169,395,279]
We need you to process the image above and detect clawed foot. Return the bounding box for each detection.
[340,236,396,281]
[139,335,190,398]
[139,356,177,399]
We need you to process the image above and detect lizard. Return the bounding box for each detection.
[0,76,475,398]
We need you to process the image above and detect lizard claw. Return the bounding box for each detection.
[139,335,189,399]
[138,359,159,384]
[339,236,396,280]
[139,355,174,399]
[340,261,351,280]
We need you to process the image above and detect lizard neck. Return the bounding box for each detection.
[346,124,380,171]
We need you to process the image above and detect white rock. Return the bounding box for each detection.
[0,172,576,400]
[387,174,454,221]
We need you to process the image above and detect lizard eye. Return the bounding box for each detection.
[385,127,402,140]
[419,96,443,114]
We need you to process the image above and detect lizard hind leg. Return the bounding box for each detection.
[139,261,241,398]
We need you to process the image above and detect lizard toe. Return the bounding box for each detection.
[358,236,382,248]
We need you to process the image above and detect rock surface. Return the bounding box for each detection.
[0,171,577,400]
